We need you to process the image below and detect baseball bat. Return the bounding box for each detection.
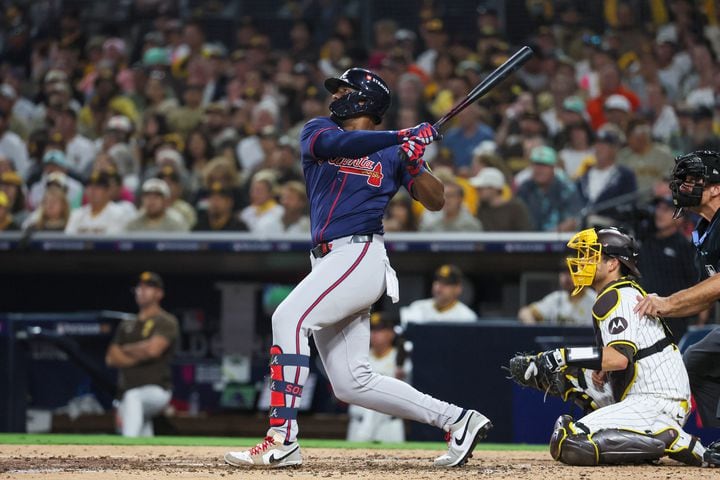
[433,46,534,131]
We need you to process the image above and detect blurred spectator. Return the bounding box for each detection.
[78,68,139,139]
[157,164,196,230]
[106,272,177,437]
[441,103,494,175]
[654,28,692,101]
[22,186,70,232]
[0,191,19,231]
[126,179,188,232]
[687,106,720,151]
[54,108,96,175]
[184,129,214,193]
[0,108,29,179]
[254,181,310,235]
[99,115,139,191]
[240,170,282,232]
[516,146,580,232]
[557,120,594,179]
[105,167,137,219]
[268,136,304,185]
[638,196,703,339]
[602,94,632,133]
[586,64,640,129]
[400,264,478,324]
[0,170,27,226]
[683,41,717,107]
[236,107,279,173]
[197,156,244,210]
[166,81,204,136]
[419,179,482,232]
[417,18,448,76]
[518,269,594,326]
[645,83,680,143]
[346,312,409,442]
[617,118,675,192]
[193,182,248,232]
[29,150,83,210]
[0,83,29,139]
[471,167,532,231]
[65,171,132,234]
[142,71,178,115]
[576,126,637,225]
[383,193,418,232]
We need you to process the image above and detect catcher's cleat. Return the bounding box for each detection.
[703,439,720,467]
[433,410,492,467]
[224,429,302,468]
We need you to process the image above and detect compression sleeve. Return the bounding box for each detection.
[311,128,399,159]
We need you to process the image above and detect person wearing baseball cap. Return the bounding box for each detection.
[125,179,188,232]
[471,167,532,231]
[106,271,178,437]
[0,190,19,231]
[29,149,84,210]
[400,264,478,325]
[65,170,133,234]
[603,94,632,132]
[576,124,637,226]
[516,145,582,232]
[346,311,409,443]
[157,164,196,229]
[193,181,248,231]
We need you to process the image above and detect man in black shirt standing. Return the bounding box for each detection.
[635,150,720,466]
[638,195,701,339]
[193,182,248,232]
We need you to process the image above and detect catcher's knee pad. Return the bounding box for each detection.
[550,415,598,466]
[550,417,665,466]
[268,345,309,427]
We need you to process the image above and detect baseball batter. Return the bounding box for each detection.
[510,228,706,466]
[224,68,492,468]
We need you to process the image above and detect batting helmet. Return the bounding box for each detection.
[669,150,720,213]
[324,68,391,125]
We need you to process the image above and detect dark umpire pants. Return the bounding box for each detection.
[684,327,720,428]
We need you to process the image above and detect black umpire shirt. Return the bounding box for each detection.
[692,208,720,281]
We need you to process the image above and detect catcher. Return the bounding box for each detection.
[508,227,707,466]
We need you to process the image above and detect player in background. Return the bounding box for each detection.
[224,68,492,468]
[512,227,706,466]
[634,150,720,466]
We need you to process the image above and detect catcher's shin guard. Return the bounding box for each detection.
[268,346,309,431]
[550,415,666,465]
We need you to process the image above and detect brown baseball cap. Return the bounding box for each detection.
[434,264,463,285]
[138,271,164,289]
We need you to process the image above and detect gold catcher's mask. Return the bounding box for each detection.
[566,227,641,295]
[566,228,602,296]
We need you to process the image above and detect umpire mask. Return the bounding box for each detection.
[566,228,602,296]
[669,150,720,219]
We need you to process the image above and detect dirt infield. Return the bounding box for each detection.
[0,445,715,479]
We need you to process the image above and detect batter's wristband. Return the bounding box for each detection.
[564,347,603,371]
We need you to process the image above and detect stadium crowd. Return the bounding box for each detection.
[0,0,718,237]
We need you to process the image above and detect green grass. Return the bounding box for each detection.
[0,433,546,451]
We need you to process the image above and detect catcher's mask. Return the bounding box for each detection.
[566,227,640,295]
[669,150,720,218]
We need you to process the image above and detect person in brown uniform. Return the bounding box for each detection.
[106,272,178,437]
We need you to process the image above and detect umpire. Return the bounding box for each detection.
[635,150,720,465]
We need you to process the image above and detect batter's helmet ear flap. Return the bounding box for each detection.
[566,228,602,296]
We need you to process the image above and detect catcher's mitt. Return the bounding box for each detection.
[505,353,562,397]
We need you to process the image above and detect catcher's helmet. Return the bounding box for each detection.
[324,68,391,125]
[669,150,720,216]
[566,227,640,295]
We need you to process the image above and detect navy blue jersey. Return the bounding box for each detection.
[300,117,423,244]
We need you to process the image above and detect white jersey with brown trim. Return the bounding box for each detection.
[592,280,690,402]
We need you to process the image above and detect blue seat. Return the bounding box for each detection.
[678,325,717,353]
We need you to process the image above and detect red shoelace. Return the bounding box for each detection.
[444,432,451,445]
[249,436,276,456]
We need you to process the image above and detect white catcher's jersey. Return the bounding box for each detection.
[592,279,690,402]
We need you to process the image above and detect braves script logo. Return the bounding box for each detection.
[329,157,383,187]
[608,317,628,335]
